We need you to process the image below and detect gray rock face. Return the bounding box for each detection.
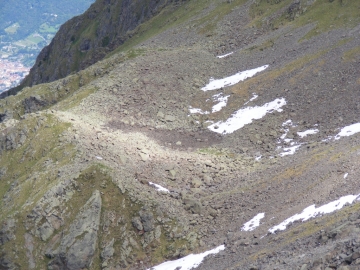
[101,238,115,261]
[132,217,143,231]
[165,115,176,122]
[0,130,17,154]
[0,167,6,180]
[48,190,102,270]
[0,219,16,245]
[140,210,154,232]
[23,95,49,113]
[155,225,162,240]
[0,219,16,270]
[0,111,13,123]
[38,222,55,242]
[0,256,16,270]
[28,179,75,242]
[25,233,36,269]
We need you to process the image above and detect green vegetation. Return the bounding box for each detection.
[249,0,360,39]
[194,0,248,34]
[343,46,360,62]
[293,0,360,39]
[126,48,147,59]
[4,22,20,34]
[14,33,48,47]
[246,38,275,52]
[249,0,293,25]
[0,114,73,218]
[58,86,97,111]
[110,0,249,56]
[27,35,44,44]
[39,23,57,34]
[101,36,110,47]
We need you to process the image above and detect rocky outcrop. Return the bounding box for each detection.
[101,238,115,263]
[0,111,13,123]
[48,190,102,270]
[23,95,50,113]
[24,233,36,269]
[27,179,76,241]
[0,219,16,246]
[0,219,17,269]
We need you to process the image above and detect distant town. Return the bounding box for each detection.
[0,35,40,93]
[0,58,29,93]
[0,22,56,93]
[0,1,95,94]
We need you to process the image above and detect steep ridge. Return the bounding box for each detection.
[5,0,187,97]
[0,0,360,269]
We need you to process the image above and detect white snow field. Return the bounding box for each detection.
[148,182,170,193]
[335,123,360,140]
[279,144,302,157]
[208,98,286,134]
[242,213,265,231]
[297,129,319,138]
[201,65,269,91]
[269,194,360,233]
[147,245,225,270]
[217,52,233,58]
[212,94,230,113]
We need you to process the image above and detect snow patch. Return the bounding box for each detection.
[149,182,170,193]
[189,93,229,114]
[297,129,319,138]
[269,194,360,233]
[201,65,269,91]
[189,106,210,115]
[217,52,233,58]
[335,123,360,140]
[282,120,294,126]
[242,213,265,231]
[279,120,295,140]
[147,245,225,270]
[244,93,259,105]
[322,123,360,142]
[208,98,286,134]
[277,120,303,157]
[279,144,302,157]
[212,95,230,113]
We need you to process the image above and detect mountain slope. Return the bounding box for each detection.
[0,0,360,269]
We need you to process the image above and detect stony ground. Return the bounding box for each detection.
[0,0,360,269]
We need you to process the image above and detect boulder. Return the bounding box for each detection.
[183,196,202,214]
[165,115,176,122]
[140,210,154,232]
[23,95,49,113]
[101,238,115,261]
[132,217,143,231]
[25,233,36,269]
[0,219,15,245]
